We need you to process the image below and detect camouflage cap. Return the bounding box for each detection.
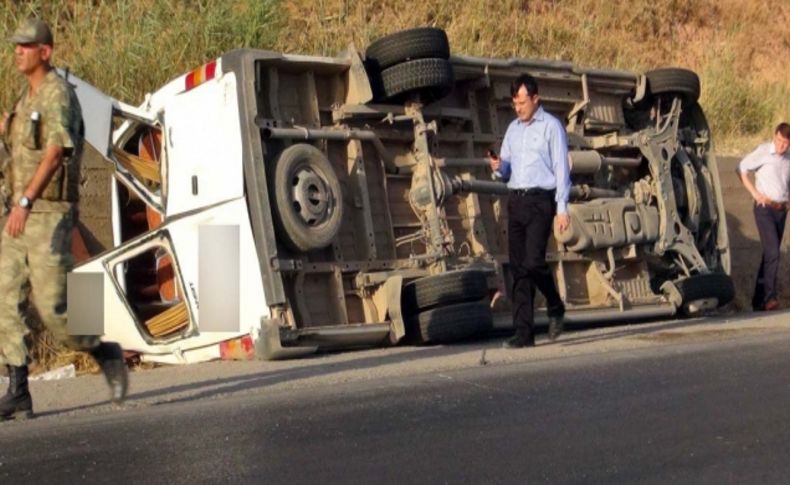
[8,18,53,46]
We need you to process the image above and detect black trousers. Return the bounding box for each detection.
[508,191,565,338]
[752,204,787,309]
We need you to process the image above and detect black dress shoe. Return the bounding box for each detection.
[548,315,565,341]
[503,335,535,349]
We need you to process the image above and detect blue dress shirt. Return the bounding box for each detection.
[499,106,571,214]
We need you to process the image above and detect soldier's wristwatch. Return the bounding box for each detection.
[18,196,32,209]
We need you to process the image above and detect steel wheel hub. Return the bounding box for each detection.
[291,167,332,226]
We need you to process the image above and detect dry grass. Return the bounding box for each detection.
[0,1,788,370]
[28,328,97,375]
[0,0,282,111]
[276,0,790,153]
[1,1,785,145]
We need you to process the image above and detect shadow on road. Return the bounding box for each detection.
[557,309,786,346]
[35,343,480,418]
[34,307,789,419]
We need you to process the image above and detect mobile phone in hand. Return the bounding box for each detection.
[488,149,503,179]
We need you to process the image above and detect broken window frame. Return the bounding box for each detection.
[103,229,194,344]
[110,102,168,215]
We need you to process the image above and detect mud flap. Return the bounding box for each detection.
[660,280,683,309]
[631,74,649,104]
[385,275,405,343]
[345,47,374,105]
[254,318,317,361]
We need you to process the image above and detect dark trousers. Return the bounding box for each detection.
[508,191,565,338]
[752,204,787,309]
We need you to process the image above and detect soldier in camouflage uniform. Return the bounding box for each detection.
[0,18,128,420]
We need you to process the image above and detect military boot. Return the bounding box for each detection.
[0,365,34,420]
[90,342,129,404]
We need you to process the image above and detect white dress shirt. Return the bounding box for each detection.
[737,142,790,202]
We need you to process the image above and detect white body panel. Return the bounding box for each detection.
[73,198,268,362]
[58,68,114,158]
[163,72,244,217]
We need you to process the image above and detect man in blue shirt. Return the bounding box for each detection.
[489,74,571,348]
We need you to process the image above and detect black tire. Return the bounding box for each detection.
[646,68,701,103]
[675,272,735,309]
[409,300,493,344]
[270,144,343,252]
[378,58,454,103]
[402,269,489,316]
[365,27,450,71]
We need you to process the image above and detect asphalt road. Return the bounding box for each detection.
[2,316,790,484]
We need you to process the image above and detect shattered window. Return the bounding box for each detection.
[114,244,188,339]
[112,122,165,212]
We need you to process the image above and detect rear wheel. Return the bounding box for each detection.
[408,300,493,344]
[402,269,489,316]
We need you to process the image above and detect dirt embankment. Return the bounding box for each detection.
[278,0,790,153]
[1,1,788,151]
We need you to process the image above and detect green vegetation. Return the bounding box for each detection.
[0,0,282,106]
[2,0,787,151]
[0,0,787,371]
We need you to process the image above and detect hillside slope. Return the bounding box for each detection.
[278,0,790,152]
[1,0,787,151]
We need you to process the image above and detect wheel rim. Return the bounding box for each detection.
[290,165,334,226]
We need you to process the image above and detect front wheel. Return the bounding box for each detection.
[645,67,701,104]
[377,58,454,103]
[670,273,735,315]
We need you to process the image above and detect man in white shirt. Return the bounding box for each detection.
[737,122,790,311]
